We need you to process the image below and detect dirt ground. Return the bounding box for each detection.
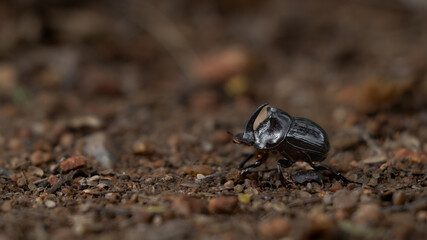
[0,0,426,239]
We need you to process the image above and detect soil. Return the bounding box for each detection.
[0,1,426,239]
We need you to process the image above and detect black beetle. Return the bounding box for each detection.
[233,103,355,186]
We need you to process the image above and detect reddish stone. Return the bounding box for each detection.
[60,156,87,172]
[48,175,59,186]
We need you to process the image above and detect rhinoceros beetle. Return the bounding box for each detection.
[233,103,356,186]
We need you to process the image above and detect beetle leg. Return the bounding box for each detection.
[302,152,357,184]
[309,163,357,184]
[277,159,293,187]
[238,153,255,169]
[240,153,268,176]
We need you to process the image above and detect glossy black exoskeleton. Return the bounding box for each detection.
[233,103,355,186]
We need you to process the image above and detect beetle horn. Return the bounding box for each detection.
[242,103,269,140]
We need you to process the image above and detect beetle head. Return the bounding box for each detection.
[233,103,269,146]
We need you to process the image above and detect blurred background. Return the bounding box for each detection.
[0,1,426,239]
[0,0,426,136]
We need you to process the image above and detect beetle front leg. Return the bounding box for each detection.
[238,153,254,169]
[240,153,268,176]
[277,158,294,187]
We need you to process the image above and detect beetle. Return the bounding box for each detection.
[233,103,355,186]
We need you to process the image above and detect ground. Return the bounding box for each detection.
[0,0,426,239]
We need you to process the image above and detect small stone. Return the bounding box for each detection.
[234,184,244,193]
[27,166,44,177]
[45,200,56,208]
[224,180,234,189]
[208,196,238,214]
[224,75,249,97]
[83,133,115,168]
[170,195,206,217]
[329,181,343,192]
[392,148,427,164]
[238,193,251,204]
[133,140,155,155]
[16,175,27,187]
[69,116,102,130]
[196,174,205,179]
[259,217,291,239]
[60,156,87,172]
[1,201,12,211]
[8,138,22,150]
[59,133,74,147]
[334,208,350,220]
[244,187,259,196]
[416,211,427,222]
[180,165,214,177]
[225,169,241,182]
[164,175,173,181]
[0,63,17,96]
[105,193,119,203]
[333,189,359,209]
[30,151,49,166]
[308,205,334,233]
[392,191,406,206]
[352,204,381,226]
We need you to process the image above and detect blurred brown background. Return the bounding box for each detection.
[0,1,426,239]
[1,0,426,118]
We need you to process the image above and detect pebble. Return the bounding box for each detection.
[225,169,241,182]
[1,201,12,211]
[170,195,206,217]
[180,165,214,177]
[60,156,87,172]
[45,200,56,208]
[59,133,74,147]
[105,193,119,203]
[234,184,244,193]
[333,189,359,209]
[329,181,343,192]
[83,133,115,168]
[258,217,292,239]
[392,148,427,165]
[308,205,334,233]
[8,138,22,150]
[223,180,234,189]
[27,166,44,177]
[416,211,427,222]
[132,140,155,155]
[0,63,17,96]
[48,175,59,186]
[30,151,52,166]
[392,191,406,206]
[237,193,251,204]
[208,196,238,214]
[68,116,102,130]
[196,174,205,179]
[352,204,381,226]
